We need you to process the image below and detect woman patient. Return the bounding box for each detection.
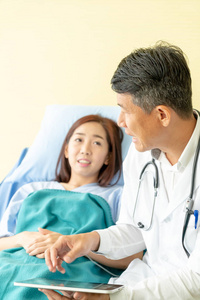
[0,115,142,299]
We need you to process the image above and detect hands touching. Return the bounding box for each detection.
[25,228,62,258]
[41,232,104,299]
[24,228,99,264]
[27,230,105,299]
[45,231,100,273]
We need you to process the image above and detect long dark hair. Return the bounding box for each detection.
[55,114,123,187]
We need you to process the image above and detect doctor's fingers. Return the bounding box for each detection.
[55,233,100,264]
[73,292,110,300]
[39,289,73,299]
[45,234,91,269]
[45,248,66,274]
[56,258,66,274]
[45,248,59,272]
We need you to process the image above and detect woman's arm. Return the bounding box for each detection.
[0,235,21,250]
[88,251,143,269]
[0,231,45,251]
[26,229,143,264]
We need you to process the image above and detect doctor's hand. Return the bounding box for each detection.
[45,231,100,274]
[39,289,110,300]
[39,288,74,299]
[26,228,62,258]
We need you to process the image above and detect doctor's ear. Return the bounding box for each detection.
[155,105,171,127]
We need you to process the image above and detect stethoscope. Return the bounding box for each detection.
[132,111,200,257]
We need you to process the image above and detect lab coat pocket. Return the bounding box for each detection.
[184,214,199,254]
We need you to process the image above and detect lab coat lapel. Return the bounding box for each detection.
[159,158,200,221]
[160,179,189,221]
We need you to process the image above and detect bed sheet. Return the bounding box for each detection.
[0,148,28,220]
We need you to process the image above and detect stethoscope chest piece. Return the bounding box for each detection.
[132,111,200,256]
[132,159,159,231]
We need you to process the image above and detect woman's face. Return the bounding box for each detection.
[65,122,109,183]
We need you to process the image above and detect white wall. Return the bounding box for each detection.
[0,0,200,180]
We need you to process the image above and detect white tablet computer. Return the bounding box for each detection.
[14,278,124,294]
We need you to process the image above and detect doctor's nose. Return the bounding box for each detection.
[117,112,126,128]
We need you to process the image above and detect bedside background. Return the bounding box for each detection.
[0,0,200,180]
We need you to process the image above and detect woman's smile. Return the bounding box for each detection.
[77,159,91,167]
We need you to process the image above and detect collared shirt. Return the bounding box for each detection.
[152,110,200,202]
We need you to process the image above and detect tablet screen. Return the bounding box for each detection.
[14,278,124,294]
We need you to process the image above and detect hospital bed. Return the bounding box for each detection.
[0,104,132,221]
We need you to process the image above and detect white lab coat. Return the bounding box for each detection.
[97,113,200,299]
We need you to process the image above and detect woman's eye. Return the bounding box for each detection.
[94,141,101,146]
[75,138,82,142]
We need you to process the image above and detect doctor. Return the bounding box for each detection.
[42,42,200,299]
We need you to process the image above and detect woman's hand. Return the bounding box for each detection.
[17,231,44,251]
[0,231,47,252]
[39,289,110,300]
[26,228,62,258]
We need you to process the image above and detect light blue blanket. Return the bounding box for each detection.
[0,189,122,299]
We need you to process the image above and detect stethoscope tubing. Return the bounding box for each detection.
[182,123,200,257]
[133,110,200,257]
[133,159,159,230]
[139,159,159,189]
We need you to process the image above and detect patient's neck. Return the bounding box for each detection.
[60,176,98,191]
[60,182,80,191]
